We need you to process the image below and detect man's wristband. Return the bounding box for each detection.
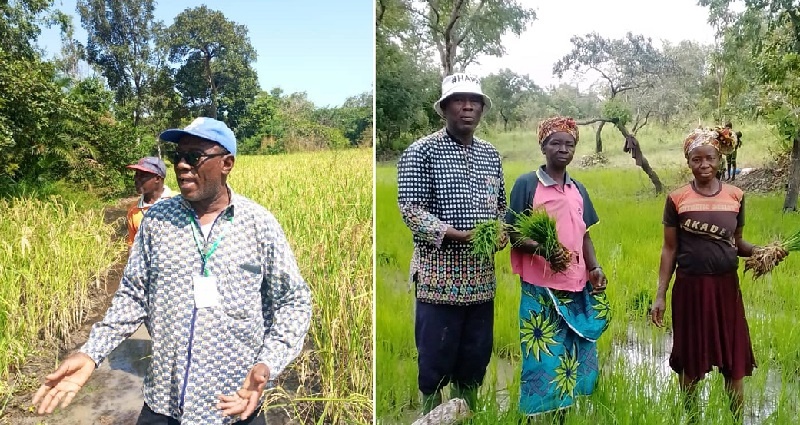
[588,266,602,272]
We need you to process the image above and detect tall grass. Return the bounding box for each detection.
[481,121,778,170]
[376,124,800,424]
[0,197,124,410]
[226,150,373,424]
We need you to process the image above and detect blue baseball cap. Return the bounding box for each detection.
[159,117,237,156]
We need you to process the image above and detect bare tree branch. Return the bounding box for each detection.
[588,66,616,94]
[614,84,641,95]
[377,0,385,26]
[576,118,614,125]
[442,0,467,73]
[632,110,653,134]
[455,0,486,45]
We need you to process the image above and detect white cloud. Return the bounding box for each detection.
[462,0,717,89]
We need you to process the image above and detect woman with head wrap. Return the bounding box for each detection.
[650,127,788,422]
[504,116,610,420]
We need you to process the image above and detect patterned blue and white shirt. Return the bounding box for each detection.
[80,189,312,424]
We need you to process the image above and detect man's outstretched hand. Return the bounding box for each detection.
[32,352,96,414]
[217,363,270,421]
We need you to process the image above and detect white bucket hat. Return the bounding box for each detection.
[433,73,492,118]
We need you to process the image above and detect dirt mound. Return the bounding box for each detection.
[729,167,788,193]
[729,151,791,193]
[577,152,610,168]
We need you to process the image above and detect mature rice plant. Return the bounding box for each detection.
[225,149,373,424]
[0,197,123,412]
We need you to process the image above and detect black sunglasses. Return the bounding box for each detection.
[170,151,228,167]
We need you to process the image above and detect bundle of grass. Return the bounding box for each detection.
[470,219,504,261]
[510,208,572,273]
[744,228,799,279]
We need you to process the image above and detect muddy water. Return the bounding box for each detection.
[15,325,152,425]
[388,325,792,425]
[608,325,790,425]
[388,356,517,425]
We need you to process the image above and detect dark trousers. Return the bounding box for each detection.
[136,403,266,425]
[415,299,494,395]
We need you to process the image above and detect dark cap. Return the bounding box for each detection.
[126,156,167,178]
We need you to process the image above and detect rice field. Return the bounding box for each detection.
[376,125,800,425]
[0,148,373,424]
[223,150,374,424]
[0,195,124,415]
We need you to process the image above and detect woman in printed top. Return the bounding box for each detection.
[650,126,788,423]
[505,116,610,421]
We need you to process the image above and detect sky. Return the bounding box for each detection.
[464,0,720,91]
[37,0,374,107]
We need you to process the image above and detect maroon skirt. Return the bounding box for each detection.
[669,270,756,380]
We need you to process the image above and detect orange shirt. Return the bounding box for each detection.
[126,187,173,246]
[663,182,744,274]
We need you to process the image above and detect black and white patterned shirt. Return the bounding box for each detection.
[80,189,312,424]
[397,128,507,305]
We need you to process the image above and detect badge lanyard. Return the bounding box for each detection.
[188,213,232,276]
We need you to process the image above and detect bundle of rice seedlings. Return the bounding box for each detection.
[744,228,798,279]
[470,219,504,261]
[510,208,572,273]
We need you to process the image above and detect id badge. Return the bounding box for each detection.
[193,275,221,308]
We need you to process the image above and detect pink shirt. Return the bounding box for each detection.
[510,170,589,291]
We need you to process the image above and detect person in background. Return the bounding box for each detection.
[722,122,742,181]
[396,73,507,415]
[125,156,174,248]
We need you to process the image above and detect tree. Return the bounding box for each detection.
[707,14,764,119]
[404,0,536,75]
[553,32,677,152]
[165,5,259,122]
[375,31,440,156]
[53,15,87,80]
[699,0,800,211]
[377,0,535,156]
[1,0,64,58]
[77,0,163,127]
[481,68,539,131]
[650,41,712,124]
[236,91,284,154]
[315,92,374,146]
[0,48,150,192]
[579,116,664,193]
[542,84,602,121]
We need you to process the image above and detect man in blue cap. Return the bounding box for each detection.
[125,156,174,248]
[32,117,313,425]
